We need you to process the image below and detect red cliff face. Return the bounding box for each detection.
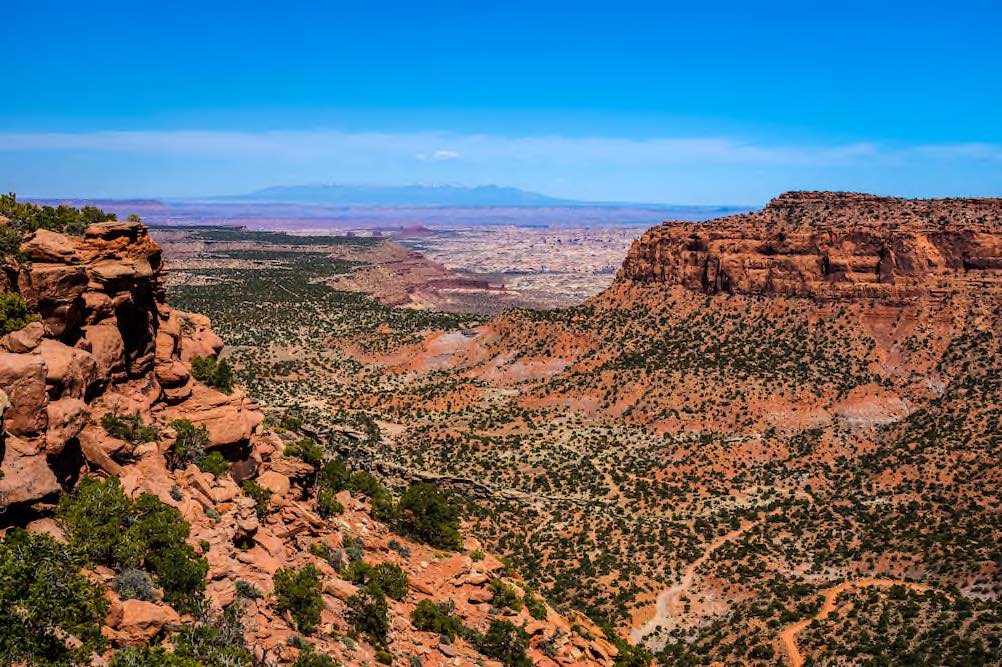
[616,191,1002,301]
[0,220,260,507]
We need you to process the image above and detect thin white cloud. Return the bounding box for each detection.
[0,128,950,168]
[1,129,998,202]
[416,149,462,161]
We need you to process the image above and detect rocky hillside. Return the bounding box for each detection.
[617,191,1002,300]
[285,192,1001,666]
[0,219,619,666]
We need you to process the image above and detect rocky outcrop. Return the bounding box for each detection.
[616,191,1002,301]
[0,220,260,508]
[1,220,616,665]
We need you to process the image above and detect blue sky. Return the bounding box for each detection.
[5,0,1001,204]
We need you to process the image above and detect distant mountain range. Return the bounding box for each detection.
[28,185,750,228]
[229,183,576,206]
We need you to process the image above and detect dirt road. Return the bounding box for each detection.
[778,578,933,667]
[628,518,764,647]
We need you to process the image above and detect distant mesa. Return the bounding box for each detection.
[616,190,1002,302]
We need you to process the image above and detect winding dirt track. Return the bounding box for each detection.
[628,518,764,647]
[778,578,934,667]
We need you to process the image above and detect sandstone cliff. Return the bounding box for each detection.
[616,191,1002,301]
[0,222,616,666]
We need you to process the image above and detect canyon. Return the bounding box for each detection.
[0,215,619,666]
[1,190,999,666]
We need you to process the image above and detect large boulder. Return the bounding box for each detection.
[16,263,88,337]
[0,321,46,353]
[106,599,180,646]
[0,434,60,506]
[178,312,224,362]
[23,229,79,263]
[36,339,99,400]
[45,397,88,454]
[163,384,263,448]
[81,321,126,384]
[0,352,48,436]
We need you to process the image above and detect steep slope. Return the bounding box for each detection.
[95,193,1001,665]
[0,220,617,666]
[301,192,1001,664]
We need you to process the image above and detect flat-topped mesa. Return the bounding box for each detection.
[616,191,1002,301]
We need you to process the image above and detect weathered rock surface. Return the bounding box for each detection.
[0,220,613,666]
[0,220,260,506]
[617,191,1002,301]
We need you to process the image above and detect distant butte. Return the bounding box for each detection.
[616,191,1002,301]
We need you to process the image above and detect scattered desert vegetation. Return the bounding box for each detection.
[157,201,1002,665]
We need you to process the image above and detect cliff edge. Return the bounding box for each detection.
[616,191,1002,301]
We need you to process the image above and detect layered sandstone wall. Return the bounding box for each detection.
[616,191,1002,301]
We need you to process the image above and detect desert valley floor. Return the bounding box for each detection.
[150,192,1002,666]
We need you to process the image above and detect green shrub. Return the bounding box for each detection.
[309,541,334,562]
[318,457,350,492]
[396,483,461,550]
[169,419,211,470]
[523,592,547,620]
[115,568,157,602]
[129,492,190,554]
[58,477,208,613]
[172,603,253,666]
[612,641,654,667]
[197,450,230,477]
[346,584,390,643]
[234,579,263,600]
[410,599,463,640]
[293,649,339,667]
[488,578,523,611]
[349,470,386,498]
[125,493,206,613]
[57,476,138,566]
[375,648,393,664]
[0,529,109,666]
[316,488,344,518]
[273,565,324,635]
[148,545,208,614]
[241,479,273,518]
[343,470,398,522]
[109,646,200,667]
[0,223,26,264]
[284,437,324,467]
[342,536,365,563]
[370,493,398,524]
[0,292,39,336]
[279,413,304,431]
[101,412,158,446]
[191,355,234,393]
[478,620,532,667]
[0,193,116,265]
[342,561,409,601]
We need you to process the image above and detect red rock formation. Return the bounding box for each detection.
[0,220,260,507]
[616,191,1002,301]
[0,221,614,665]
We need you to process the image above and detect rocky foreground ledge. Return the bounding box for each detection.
[617,191,1002,301]
[0,219,259,507]
[0,220,618,665]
